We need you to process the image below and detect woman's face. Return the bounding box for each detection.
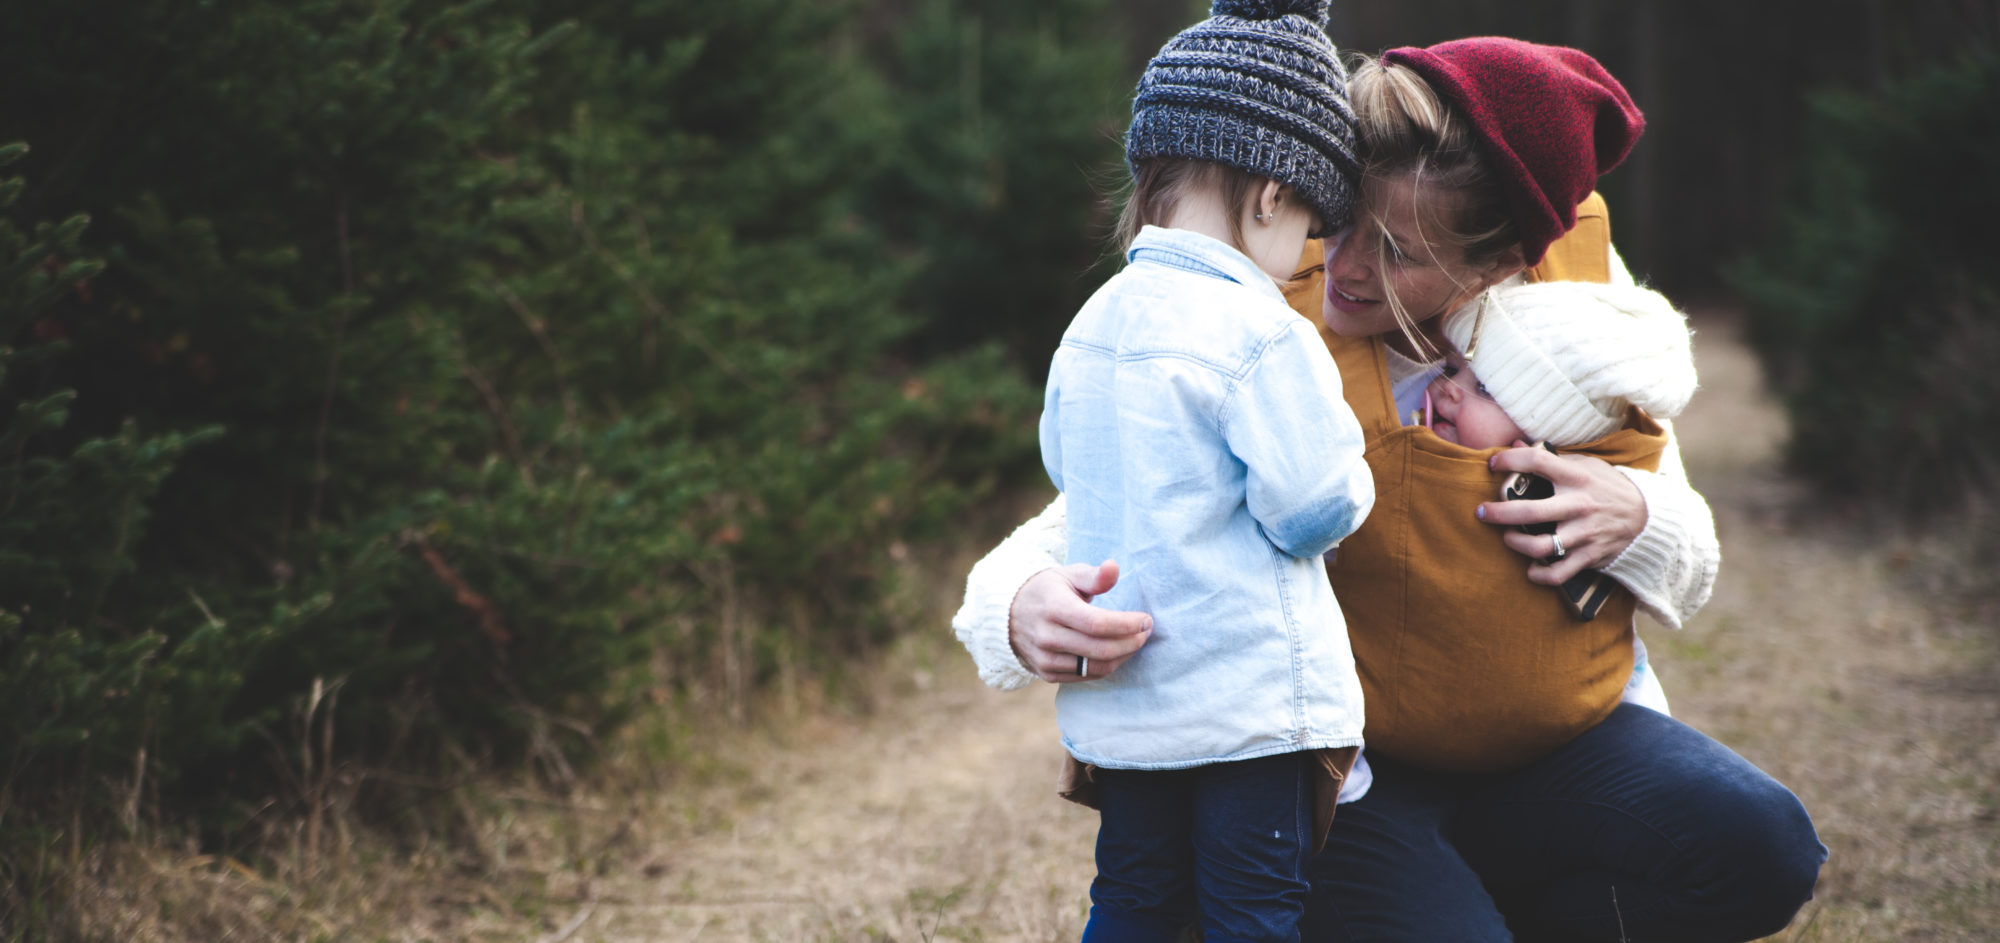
[1320,172,1496,339]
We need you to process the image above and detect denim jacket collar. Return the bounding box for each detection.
[1127,225,1286,304]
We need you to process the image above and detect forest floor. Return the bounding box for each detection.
[83,311,2000,941]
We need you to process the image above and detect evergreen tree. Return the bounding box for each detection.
[868,0,1133,373]
[1,0,1063,864]
[1730,52,2000,512]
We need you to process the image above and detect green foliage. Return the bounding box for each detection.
[1729,51,2000,512]
[0,143,234,818]
[868,0,1132,372]
[0,0,1079,870]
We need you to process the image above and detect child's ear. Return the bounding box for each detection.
[1254,179,1285,223]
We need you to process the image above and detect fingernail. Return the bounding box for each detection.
[1475,504,1486,521]
[1143,617,1154,632]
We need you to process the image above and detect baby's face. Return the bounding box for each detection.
[1426,348,1527,449]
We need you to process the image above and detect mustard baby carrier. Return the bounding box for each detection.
[1280,194,1666,773]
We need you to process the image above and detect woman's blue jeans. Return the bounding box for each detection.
[1085,751,1315,943]
[1301,703,1826,942]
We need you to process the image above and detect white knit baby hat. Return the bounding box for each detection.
[1441,281,1697,445]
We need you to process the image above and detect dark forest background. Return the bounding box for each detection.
[1096,0,2000,305]
[1329,0,1997,301]
[2,0,1995,934]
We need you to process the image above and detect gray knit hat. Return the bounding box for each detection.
[1126,0,1360,234]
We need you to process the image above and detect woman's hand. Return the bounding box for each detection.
[1009,559,1154,683]
[1479,445,1648,586]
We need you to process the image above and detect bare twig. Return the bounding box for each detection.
[920,893,950,943]
[186,588,225,628]
[299,675,346,871]
[1613,885,1628,943]
[538,896,598,943]
[122,741,147,836]
[450,338,534,486]
[309,197,355,531]
[407,531,513,651]
[627,208,659,368]
[688,558,747,724]
[491,280,579,446]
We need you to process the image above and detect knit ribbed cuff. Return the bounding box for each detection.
[950,496,1071,691]
[1603,466,1718,630]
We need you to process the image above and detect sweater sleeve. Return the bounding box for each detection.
[1602,419,1720,630]
[1607,242,1637,287]
[950,493,1069,690]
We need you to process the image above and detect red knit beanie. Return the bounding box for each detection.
[1382,38,1643,265]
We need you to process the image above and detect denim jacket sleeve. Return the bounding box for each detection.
[1222,319,1376,559]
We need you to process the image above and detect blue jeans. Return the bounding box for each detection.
[1300,704,1826,941]
[1086,751,1314,943]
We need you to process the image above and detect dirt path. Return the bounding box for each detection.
[576,661,1086,942]
[567,313,1999,942]
[1650,312,2000,941]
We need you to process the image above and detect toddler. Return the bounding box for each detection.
[1039,1,1372,939]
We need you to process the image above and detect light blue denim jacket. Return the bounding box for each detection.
[1042,226,1375,769]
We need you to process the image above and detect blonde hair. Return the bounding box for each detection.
[1115,158,1266,255]
[1348,55,1523,357]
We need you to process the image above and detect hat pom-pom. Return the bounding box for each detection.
[1211,0,1331,25]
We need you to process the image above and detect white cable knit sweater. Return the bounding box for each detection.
[951,454,1718,695]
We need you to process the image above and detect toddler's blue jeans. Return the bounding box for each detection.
[1083,751,1313,943]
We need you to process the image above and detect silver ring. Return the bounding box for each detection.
[1076,655,1089,677]
[1549,532,1567,561]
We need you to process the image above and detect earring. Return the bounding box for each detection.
[1464,289,1496,359]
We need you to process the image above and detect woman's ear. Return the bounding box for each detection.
[1483,245,1528,287]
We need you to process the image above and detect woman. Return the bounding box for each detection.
[954,38,1825,941]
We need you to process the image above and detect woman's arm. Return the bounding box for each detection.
[1478,233,1718,628]
[1480,424,1718,629]
[1601,424,1718,629]
[949,494,1154,689]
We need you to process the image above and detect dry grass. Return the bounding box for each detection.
[41,311,2000,942]
[576,634,1093,943]
[42,521,1097,943]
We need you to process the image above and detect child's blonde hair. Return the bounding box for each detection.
[1114,158,1269,255]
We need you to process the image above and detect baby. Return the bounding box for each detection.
[1426,281,1696,456]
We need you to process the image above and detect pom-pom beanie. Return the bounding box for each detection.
[1442,281,1696,445]
[1126,0,1360,234]
[1382,38,1644,265]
